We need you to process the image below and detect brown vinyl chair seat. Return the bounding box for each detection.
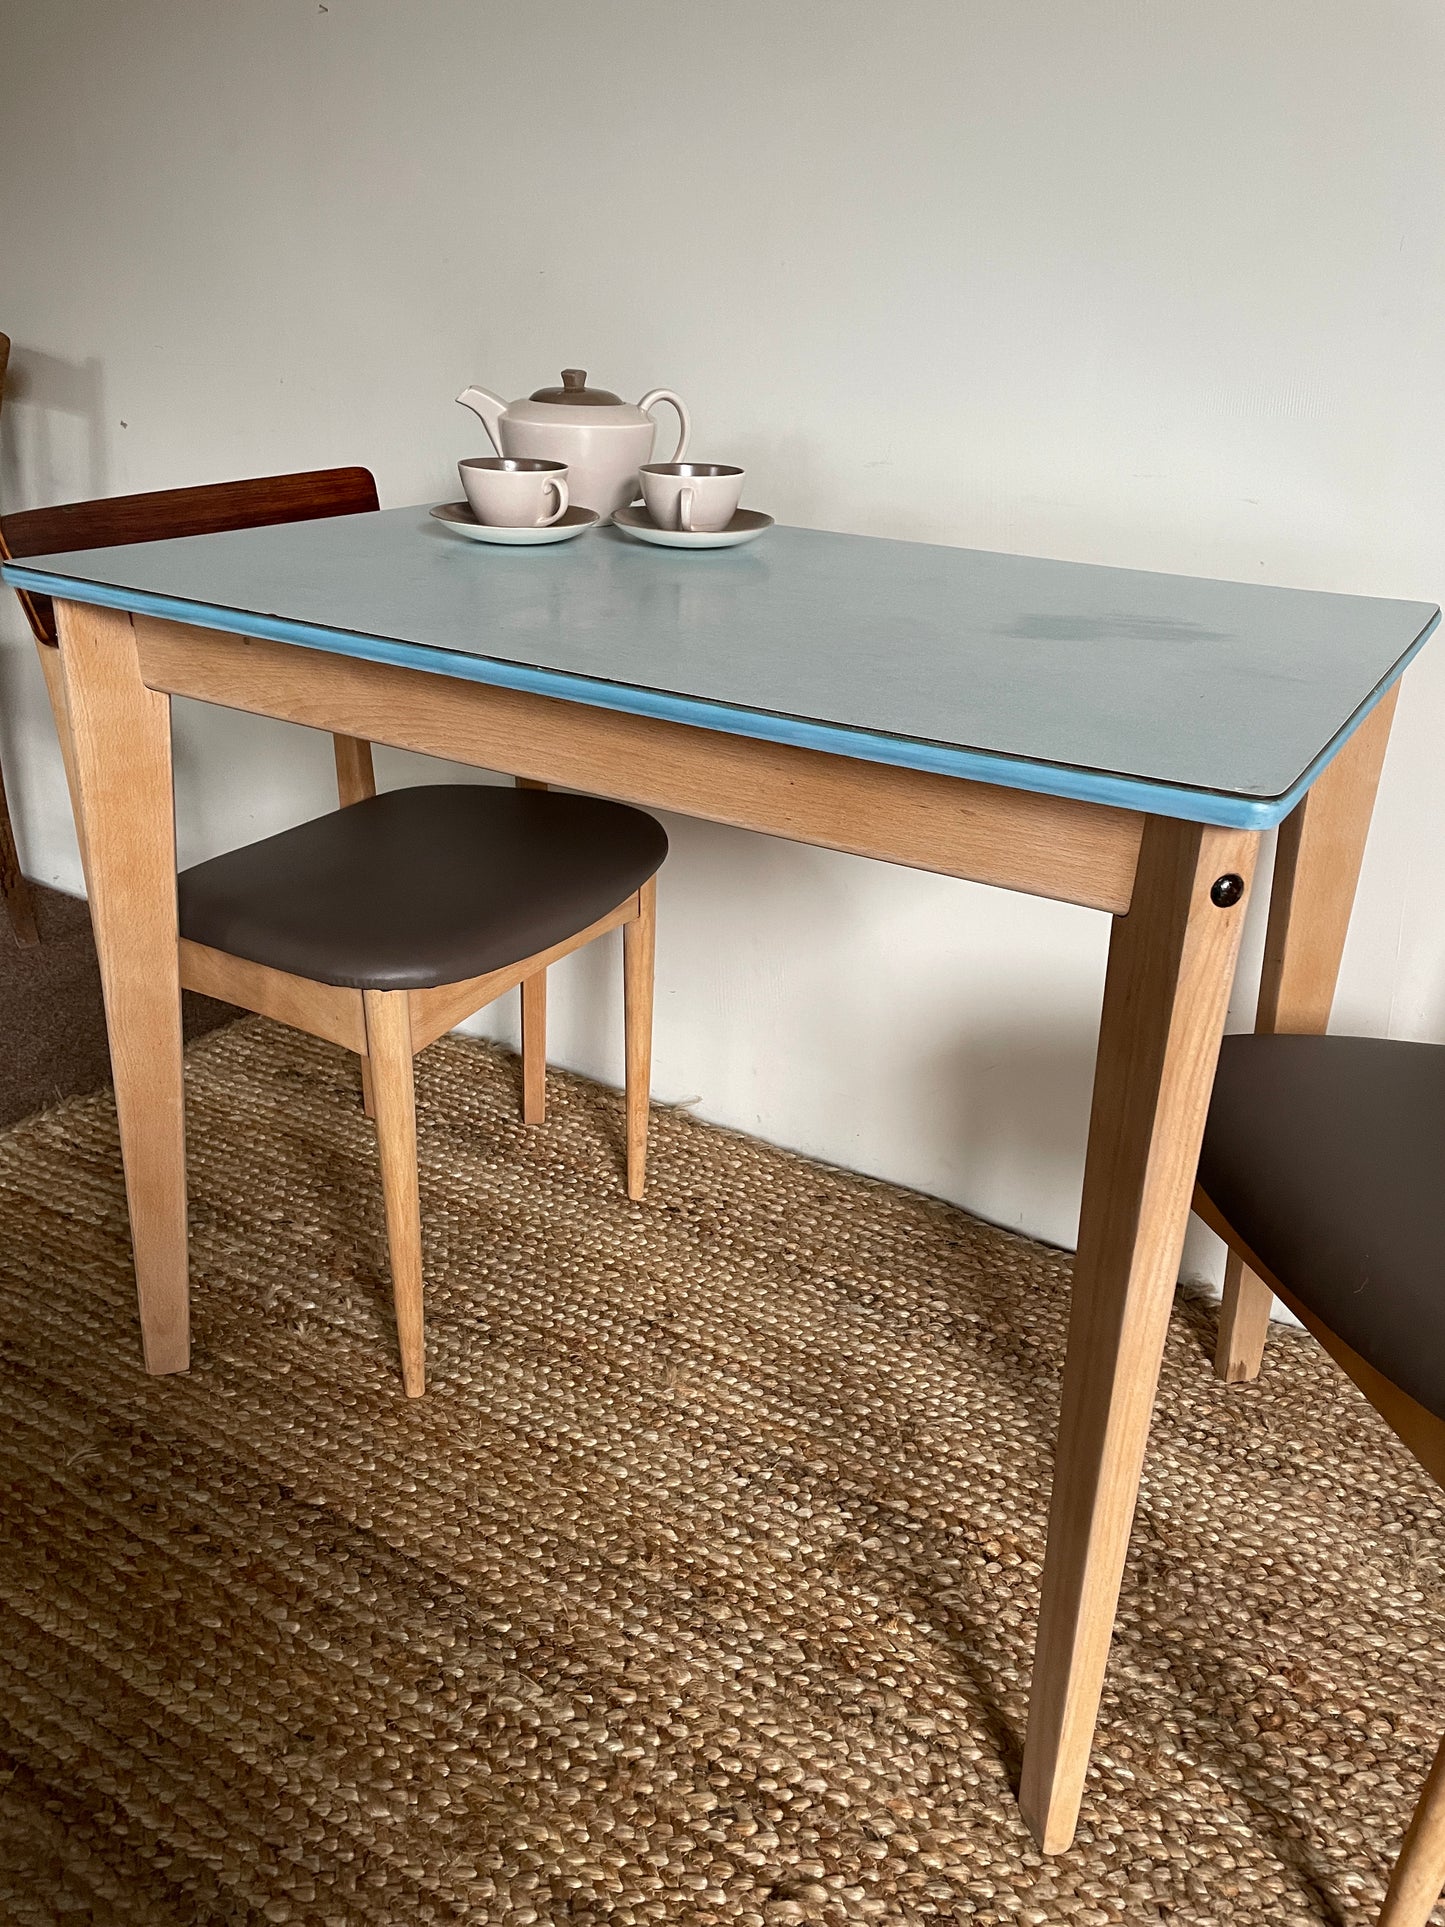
[1199,1033,1445,1423]
[178,784,669,992]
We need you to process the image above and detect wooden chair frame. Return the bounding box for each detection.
[1209,689,1399,1386]
[1,462,388,845]
[1,467,392,1106]
[181,872,657,1398]
[1,466,661,1398]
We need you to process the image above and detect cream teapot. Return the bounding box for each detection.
[456,369,689,523]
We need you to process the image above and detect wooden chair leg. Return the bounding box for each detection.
[0,752,38,945]
[362,990,425,1397]
[1380,1734,1445,1927]
[521,970,546,1123]
[516,775,549,1124]
[335,736,376,1116]
[623,877,656,1202]
[333,734,376,807]
[1212,688,1398,1383]
[1216,1252,1274,1383]
[34,638,92,896]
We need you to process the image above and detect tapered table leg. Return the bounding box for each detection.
[1214,688,1399,1381]
[1019,815,1258,1851]
[55,600,189,1374]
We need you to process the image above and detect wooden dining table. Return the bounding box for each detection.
[4,507,1437,1853]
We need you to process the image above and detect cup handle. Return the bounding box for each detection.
[678,486,694,533]
[539,477,569,526]
[638,389,690,463]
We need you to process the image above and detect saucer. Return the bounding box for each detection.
[612,506,774,551]
[430,502,599,546]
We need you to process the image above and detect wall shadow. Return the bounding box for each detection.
[0,345,109,508]
[914,1017,1098,1245]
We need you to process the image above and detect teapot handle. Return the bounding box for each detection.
[638,389,689,463]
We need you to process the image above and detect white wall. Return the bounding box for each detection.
[3,1,1442,1278]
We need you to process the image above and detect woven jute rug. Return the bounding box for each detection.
[1,1019,1443,1925]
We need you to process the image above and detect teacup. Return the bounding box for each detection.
[639,462,744,534]
[460,457,569,528]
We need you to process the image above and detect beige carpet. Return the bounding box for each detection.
[1,1019,1442,1925]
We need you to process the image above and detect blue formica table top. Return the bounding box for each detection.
[6,507,1436,828]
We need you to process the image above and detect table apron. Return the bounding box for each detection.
[133,615,1145,915]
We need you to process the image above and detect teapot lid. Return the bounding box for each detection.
[528,368,624,407]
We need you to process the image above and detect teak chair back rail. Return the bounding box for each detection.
[0,465,382,646]
[0,465,386,829]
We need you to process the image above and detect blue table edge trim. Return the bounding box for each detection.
[6,561,1437,834]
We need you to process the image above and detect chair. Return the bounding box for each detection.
[0,334,39,943]
[2,468,667,1397]
[1196,1035,1445,1926]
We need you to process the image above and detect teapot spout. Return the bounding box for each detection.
[456,385,507,456]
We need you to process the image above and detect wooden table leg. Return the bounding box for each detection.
[55,600,189,1375]
[1018,815,1258,1852]
[1213,688,1399,1382]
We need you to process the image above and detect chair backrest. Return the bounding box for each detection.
[0,466,380,645]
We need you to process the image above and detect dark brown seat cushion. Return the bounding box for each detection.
[177,785,667,992]
[1199,1034,1445,1421]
